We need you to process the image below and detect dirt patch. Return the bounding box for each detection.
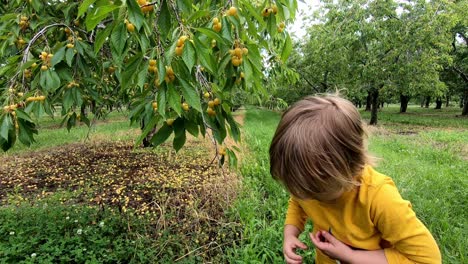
[364,124,391,136]
[0,140,239,223]
[396,130,419,135]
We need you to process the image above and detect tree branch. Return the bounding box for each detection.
[452,66,468,83]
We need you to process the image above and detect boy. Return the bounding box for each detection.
[269,95,441,264]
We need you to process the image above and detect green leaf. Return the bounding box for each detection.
[173,118,186,152]
[15,110,33,123]
[0,124,15,152]
[0,14,16,22]
[194,38,216,75]
[127,0,144,31]
[31,0,43,12]
[122,53,143,90]
[227,148,238,167]
[151,124,173,147]
[243,2,267,28]
[244,58,254,87]
[226,114,240,142]
[65,48,75,67]
[136,115,159,147]
[267,14,277,38]
[185,118,199,137]
[78,0,96,18]
[157,86,167,117]
[44,71,61,91]
[94,24,114,54]
[63,89,74,111]
[157,0,171,39]
[85,5,119,31]
[51,47,66,67]
[17,119,37,147]
[0,116,11,141]
[111,23,127,56]
[167,86,182,116]
[187,10,210,23]
[158,59,167,86]
[179,78,201,112]
[281,34,293,63]
[194,28,227,46]
[182,41,196,72]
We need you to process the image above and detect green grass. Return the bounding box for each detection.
[229,106,467,263]
[360,104,467,129]
[3,111,138,155]
[0,194,160,263]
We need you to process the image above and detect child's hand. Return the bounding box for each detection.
[309,230,353,263]
[283,234,308,264]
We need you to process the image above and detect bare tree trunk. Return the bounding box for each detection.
[462,89,468,116]
[400,94,410,113]
[425,96,431,108]
[365,92,371,111]
[435,97,443,109]
[445,96,450,107]
[141,119,158,147]
[370,88,379,125]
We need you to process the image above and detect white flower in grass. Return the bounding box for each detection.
[99,221,104,227]
[31,253,37,258]
[66,216,70,220]
[74,220,78,223]
[77,229,83,235]
[9,231,14,235]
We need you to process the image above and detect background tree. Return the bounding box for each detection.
[0,0,298,157]
[283,0,456,123]
[445,0,468,115]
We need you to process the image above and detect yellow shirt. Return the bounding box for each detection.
[285,166,441,264]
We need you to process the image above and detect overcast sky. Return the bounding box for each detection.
[289,0,321,39]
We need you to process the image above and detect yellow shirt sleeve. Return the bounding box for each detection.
[284,196,308,232]
[370,179,441,264]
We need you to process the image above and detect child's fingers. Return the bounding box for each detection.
[310,231,334,250]
[309,232,325,248]
[295,241,308,250]
[320,230,339,244]
[284,255,303,264]
[284,246,303,262]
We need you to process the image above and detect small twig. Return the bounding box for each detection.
[15,23,75,93]
[174,242,216,262]
[85,114,98,141]
[194,65,220,165]
[168,0,184,30]
[141,1,159,8]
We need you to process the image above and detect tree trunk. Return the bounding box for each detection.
[141,119,157,147]
[80,104,87,118]
[445,96,450,107]
[370,89,379,125]
[435,97,442,109]
[425,96,431,108]
[400,94,409,113]
[420,96,425,107]
[358,101,362,108]
[462,89,468,116]
[365,92,371,111]
[380,101,384,108]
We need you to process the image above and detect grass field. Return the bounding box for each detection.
[0,104,466,263]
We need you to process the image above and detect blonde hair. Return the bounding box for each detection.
[269,95,371,201]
